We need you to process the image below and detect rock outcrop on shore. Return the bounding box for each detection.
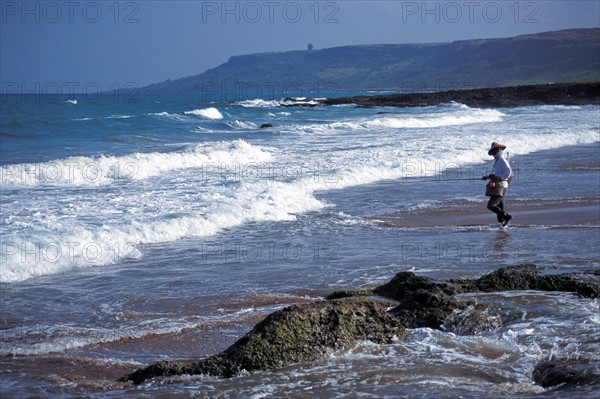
[120,265,599,387]
[453,264,600,298]
[316,81,600,108]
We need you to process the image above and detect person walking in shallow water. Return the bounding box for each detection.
[482,142,513,227]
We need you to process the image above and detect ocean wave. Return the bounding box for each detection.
[236,99,282,108]
[367,109,504,129]
[0,140,272,188]
[235,98,321,108]
[289,108,504,134]
[184,107,224,119]
[0,177,324,283]
[281,97,320,106]
[227,120,258,130]
[535,105,584,110]
[148,111,190,122]
[3,105,598,283]
[65,99,77,105]
[291,120,600,196]
[2,122,598,283]
[75,115,134,121]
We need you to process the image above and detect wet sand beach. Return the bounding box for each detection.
[370,197,600,228]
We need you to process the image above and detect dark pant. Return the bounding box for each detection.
[487,195,509,223]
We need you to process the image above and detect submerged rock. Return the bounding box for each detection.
[121,298,407,384]
[441,303,505,335]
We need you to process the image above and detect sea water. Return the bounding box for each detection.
[0,93,599,398]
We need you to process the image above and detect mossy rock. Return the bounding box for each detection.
[121,298,407,385]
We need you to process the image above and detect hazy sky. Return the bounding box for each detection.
[1,0,599,92]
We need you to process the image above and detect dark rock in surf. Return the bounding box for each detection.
[372,271,466,329]
[373,272,458,300]
[453,264,600,298]
[120,298,407,385]
[325,289,373,300]
[260,123,273,128]
[533,359,600,389]
[388,289,465,329]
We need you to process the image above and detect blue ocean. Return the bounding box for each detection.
[1,92,599,398]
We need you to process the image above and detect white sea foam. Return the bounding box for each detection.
[65,99,77,105]
[3,105,599,283]
[184,107,224,119]
[366,109,504,128]
[0,179,324,283]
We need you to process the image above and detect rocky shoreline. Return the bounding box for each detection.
[120,265,600,390]
[285,81,600,108]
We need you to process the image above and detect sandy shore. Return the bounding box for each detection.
[368,197,600,228]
